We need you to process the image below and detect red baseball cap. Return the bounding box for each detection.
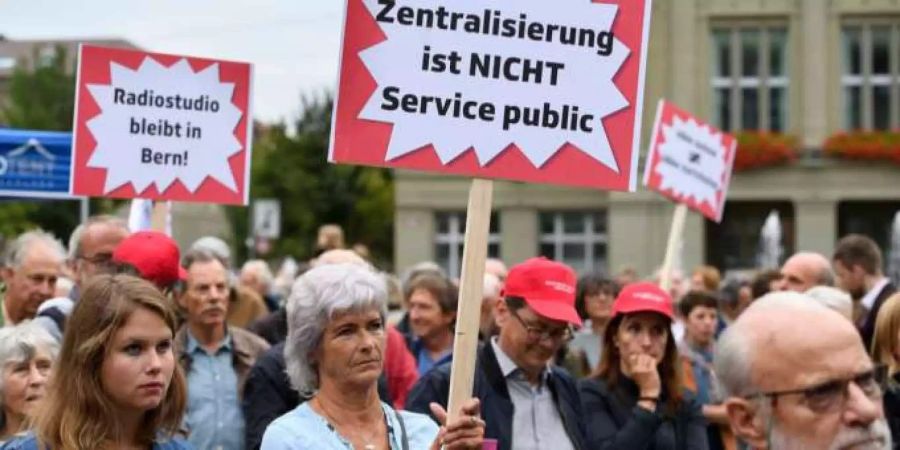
[612,282,674,320]
[112,231,187,288]
[502,257,582,326]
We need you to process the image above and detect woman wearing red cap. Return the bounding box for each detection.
[579,282,709,450]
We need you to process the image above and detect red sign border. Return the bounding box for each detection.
[643,99,737,222]
[71,44,254,205]
[328,0,654,192]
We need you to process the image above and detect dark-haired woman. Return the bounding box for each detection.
[579,282,709,450]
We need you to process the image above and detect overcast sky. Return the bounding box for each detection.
[0,0,344,124]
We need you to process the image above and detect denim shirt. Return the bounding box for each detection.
[0,433,193,450]
[412,339,452,376]
[184,332,244,450]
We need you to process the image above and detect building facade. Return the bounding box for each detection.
[394,0,900,279]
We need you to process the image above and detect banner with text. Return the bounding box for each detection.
[72,45,253,205]
[643,100,736,222]
[329,0,653,191]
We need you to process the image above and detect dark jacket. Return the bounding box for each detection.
[174,325,270,398]
[247,308,288,346]
[883,373,900,450]
[860,282,897,350]
[242,342,393,450]
[406,342,587,450]
[579,376,709,450]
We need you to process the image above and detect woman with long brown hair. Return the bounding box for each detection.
[3,274,189,450]
[579,282,708,450]
[871,292,900,445]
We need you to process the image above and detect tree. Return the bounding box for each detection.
[1,45,75,130]
[0,45,117,243]
[226,94,395,268]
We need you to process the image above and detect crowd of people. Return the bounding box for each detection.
[0,215,895,450]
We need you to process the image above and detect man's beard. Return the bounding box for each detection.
[769,417,892,450]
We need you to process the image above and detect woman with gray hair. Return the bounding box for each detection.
[261,263,484,450]
[0,322,58,443]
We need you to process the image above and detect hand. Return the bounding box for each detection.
[429,399,485,450]
[623,353,661,398]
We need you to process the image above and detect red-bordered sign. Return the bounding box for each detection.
[329,0,653,191]
[72,45,253,205]
[643,100,736,222]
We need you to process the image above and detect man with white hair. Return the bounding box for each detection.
[805,286,854,321]
[481,272,501,339]
[191,236,267,328]
[715,291,891,449]
[67,215,129,297]
[240,259,278,311]
[485,258,508,284]
[1,230,66,326]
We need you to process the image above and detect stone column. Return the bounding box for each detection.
[794,199,837,256]
[498,208,538,266]
[609,195,672,277]
[394,208,434,273]
[800,0,829,146]
[669,0,697,110]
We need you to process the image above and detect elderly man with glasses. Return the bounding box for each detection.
[407,257,588,450]
[715,291,891,449]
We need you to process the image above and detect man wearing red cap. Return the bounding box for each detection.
[111,231,187,291]
[407,257,587,450]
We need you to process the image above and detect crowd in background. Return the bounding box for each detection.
[0,216,894,449]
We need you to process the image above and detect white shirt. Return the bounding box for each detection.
[861,277,890,310]
[490,338,576,450]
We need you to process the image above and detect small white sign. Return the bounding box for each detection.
[253,199,281,239]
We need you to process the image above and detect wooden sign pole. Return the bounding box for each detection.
[150,201,169,233]
[659,203,687,293]
[446,178,493,423]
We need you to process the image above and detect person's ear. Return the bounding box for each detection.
[852,264,867,279]
[724,397,767,448]
[176,288,189,309]
[0,267,14,284]
[493,299,509,327]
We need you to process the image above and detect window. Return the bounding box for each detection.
[434,211,500,279]
[0,57,14,71]
[705,201,795,272]
[538,211,607,274]
[837,201,900,269]
[842,21,900,130]
[711,26,789,132]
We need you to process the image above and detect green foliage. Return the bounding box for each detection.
[0,45,81,242]
[1,45,75,131]
[227,94,394,268]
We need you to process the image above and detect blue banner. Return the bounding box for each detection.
[0,128,74,198]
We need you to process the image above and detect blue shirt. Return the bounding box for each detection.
[184,331,244,450]
[261,401,438,450]
[0,433,193,449]
[413,340,452,376]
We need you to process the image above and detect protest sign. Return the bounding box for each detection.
[72,45,253,205]
[330,0,653,191]
[330,0,653,422]
[643,100,736,222]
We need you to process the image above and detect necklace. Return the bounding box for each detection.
[314,396,385,450]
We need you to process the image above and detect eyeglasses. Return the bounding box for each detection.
[508,308,573,343]
[78,252,113,266]
[744,364,888,414]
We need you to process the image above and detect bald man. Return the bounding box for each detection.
[715,292,890,449]
[777,252,834,292]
